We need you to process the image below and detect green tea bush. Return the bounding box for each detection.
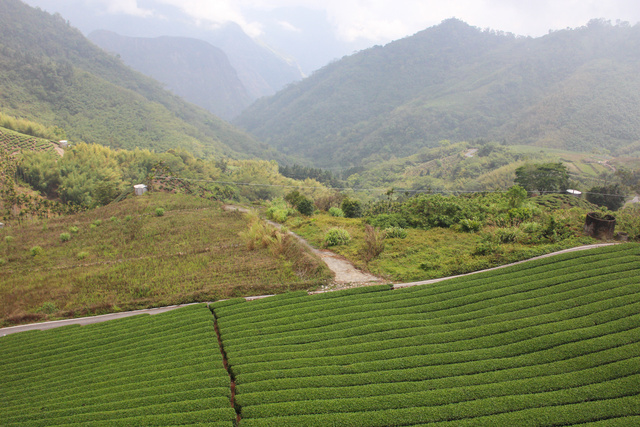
[93,220,102,226]
[456,218,483,233]
[5,235,14,243]
[384,226,408,239]
[69,226,79,234]
[77,251,89,260]
[367,213,408,229]
[324,228,351,247]
[494,227,523,243]
[328,207,344,217]
[155,208,165,217]
[521,221,542,234]
[30,246,43,256]
[60,232,71,242]
[124,215,132,221]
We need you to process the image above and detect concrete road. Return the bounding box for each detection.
[0,303,199,337]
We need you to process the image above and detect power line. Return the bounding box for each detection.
[155,175,633,199]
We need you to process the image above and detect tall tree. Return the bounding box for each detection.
[514,163,569,193]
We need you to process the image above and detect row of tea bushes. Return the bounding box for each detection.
[212,243,640,425]
[0,304,235,426]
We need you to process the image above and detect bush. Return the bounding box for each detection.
[125,215,132,221]
[384,226,408,239]
[5,236,14,244]
[341,198,363,218]
[367,213,408,229]
[362,225,385,262]
[77,251,89,260]
[521,221,542,234]
[456,218,483,233]
[69,226,79,234]
[324,228,351,247]
[494,227,523,243]
[155,208,165,217]
[296,198,314,216]
[30,246,43,257]
[60,232,71,242]
[93,220,102,226]
[329,207,345,217]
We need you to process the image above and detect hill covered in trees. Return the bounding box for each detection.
[0,0,276,160]
[235,18,640,168]
[88,31,252,120]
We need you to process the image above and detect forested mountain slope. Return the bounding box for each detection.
[0,0,275,160]
[88,31,252,120]
[235,19,640,168]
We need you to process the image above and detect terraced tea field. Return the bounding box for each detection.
[0,304,235,426]
[0,127,58,154]
[2,244,639,425]
[214,243,640,425]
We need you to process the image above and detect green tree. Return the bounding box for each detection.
[514,163,569,193]
[341,197,362,218]
[586,184,626,211]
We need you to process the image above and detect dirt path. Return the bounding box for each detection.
[223,204,384,286]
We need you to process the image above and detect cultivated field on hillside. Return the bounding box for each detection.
[0,304,235,426]
[0,193,331,326]
[0,127,57,154]
[213,243,640,425]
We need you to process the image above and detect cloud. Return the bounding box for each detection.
[95,0,155,17]
[277,20,302,33]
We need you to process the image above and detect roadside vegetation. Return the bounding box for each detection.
[273,188,640,282]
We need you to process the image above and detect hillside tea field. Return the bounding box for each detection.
[2,244,639,425]
[0,304,235,426]
[213,243,640,426]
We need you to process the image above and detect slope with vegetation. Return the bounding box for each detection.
[212,243,640,425]
[235,18,640,168]
[3,244,638,425]
[0,193,331,327]
[0,0,275,160]
[276,188,640,282]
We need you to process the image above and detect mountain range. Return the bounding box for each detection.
[0,0,276,160]
[234,19,640,168]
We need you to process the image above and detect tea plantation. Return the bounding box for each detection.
[0,304,235,426]
[2,244,639,425]
[213,243,640,425]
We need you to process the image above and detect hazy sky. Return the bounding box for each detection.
[73,0,640,42]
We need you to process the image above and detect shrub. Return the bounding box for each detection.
[125,215,132,221]
[362,225,385,262]
[5,236,14,244]
[0,258,6,266]
[60,232,71,242]
[456,218,483,233]
[521,221,542,234]
[69,226,79,234]
[341,198,362,218]
[328,207,345,217]
[30,246,43,257]
[77,251,89,260]
[494,227,523,243]
[367,213,408,229]
[384,226,408,239]
[155,208,165,217]
[93,220,102,226]
[38,302,58,314]
[296,198,314,216]
[110,216,119,222]
[324,228,351,247]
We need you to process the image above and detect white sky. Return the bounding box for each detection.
[93,0,640,43]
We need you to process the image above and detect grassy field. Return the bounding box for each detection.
[212,243,640,425]
[0,192,331,326]
[0,304,236,426]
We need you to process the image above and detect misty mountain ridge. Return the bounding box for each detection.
[235,18,640,168]
[88,31,252,120]
[0,0,278,160]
